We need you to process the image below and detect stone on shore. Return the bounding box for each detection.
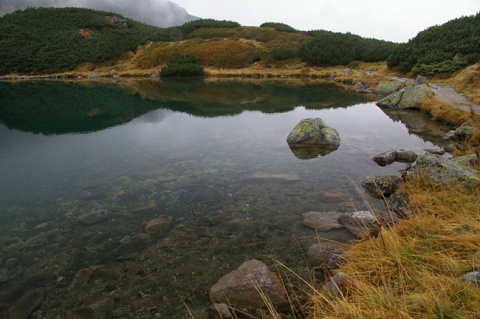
[338,211,380,239]
[361,175,402,199]
[306,241,347,274]
[373,149,417,166]
[209,259,288,310]
[414,153,480,187]
[377,84,433,109]
[375,80,405,96]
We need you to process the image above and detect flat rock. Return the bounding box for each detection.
[132,200,158,214]
[302,211,344,232]
[75,298,115,319]
[209,259,288,310]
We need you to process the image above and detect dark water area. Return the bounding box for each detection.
[0,79,452,318]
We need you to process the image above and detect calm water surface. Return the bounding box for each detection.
[0,80,450,318]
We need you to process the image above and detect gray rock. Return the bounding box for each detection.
[373,149,417,166]
[209,259,288,310]
[302,211,344,232]
[361,175,402,199]
[377,84,433,109]
[287,118,340,146]
[375,80,405,96]
[386,191,412,219]
[463,271,480,285]
[414,153,480,187]
[306,242,347,273]
[87,73,100,81]
[327,272,348,296]
[414,75,427,86]
[338,211,380,239]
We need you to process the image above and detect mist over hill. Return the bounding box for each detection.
[0,0,198,27]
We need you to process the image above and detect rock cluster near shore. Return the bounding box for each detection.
[376,76,433,109]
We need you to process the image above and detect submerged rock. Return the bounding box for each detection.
[209,259,288,310]
[241,171,301,184]
[386,191,412,219]
[145,217,171,236]
[6,288,45,319]
[302,211,344,232]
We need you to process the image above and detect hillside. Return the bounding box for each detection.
[0,7,171,74]
[0,8,397,75]
[388,12,480,75]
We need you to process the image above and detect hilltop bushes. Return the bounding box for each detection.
[177,19,241,38]
[388,13,480,74]
[0,7,169,74]
[299,31,398,66]
[260,22,296,32]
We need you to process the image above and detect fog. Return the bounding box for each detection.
[0,0,198,27]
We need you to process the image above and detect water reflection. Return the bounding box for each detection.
[288,143,340,160]
[0,79,369,134]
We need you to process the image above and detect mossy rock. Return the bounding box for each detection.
[287,118,340,145]
[375,80,405,96]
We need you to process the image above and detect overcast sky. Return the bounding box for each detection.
[174,0,480,42]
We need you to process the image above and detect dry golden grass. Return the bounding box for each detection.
[445,63,480,105]
[419,97,471,126]
[307,177,480,319]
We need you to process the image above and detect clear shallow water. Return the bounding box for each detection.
[0,80,451,318]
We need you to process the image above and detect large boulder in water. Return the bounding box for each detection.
[287,118,340,159]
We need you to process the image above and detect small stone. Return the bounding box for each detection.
[302,211,344,232]
[327,272,348,296]
[306,242,347,274]
[463,271,480,285]
[145,218,171,236]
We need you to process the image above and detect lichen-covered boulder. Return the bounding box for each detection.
[361,175,402,199]
[375,80,405,96]
[287,118,340,145]
[287,118,340,159]
[377,84,433,109]
[414,153,480,187]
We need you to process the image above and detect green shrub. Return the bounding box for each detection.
[160,54,204,77]
[271,46,297,60]
[260,22,296,32]
[177,19,240,38]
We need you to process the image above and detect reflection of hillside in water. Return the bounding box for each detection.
[0,79,369,135]
[380,108,452,147]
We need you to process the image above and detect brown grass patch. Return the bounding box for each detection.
[308,177,480,319]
